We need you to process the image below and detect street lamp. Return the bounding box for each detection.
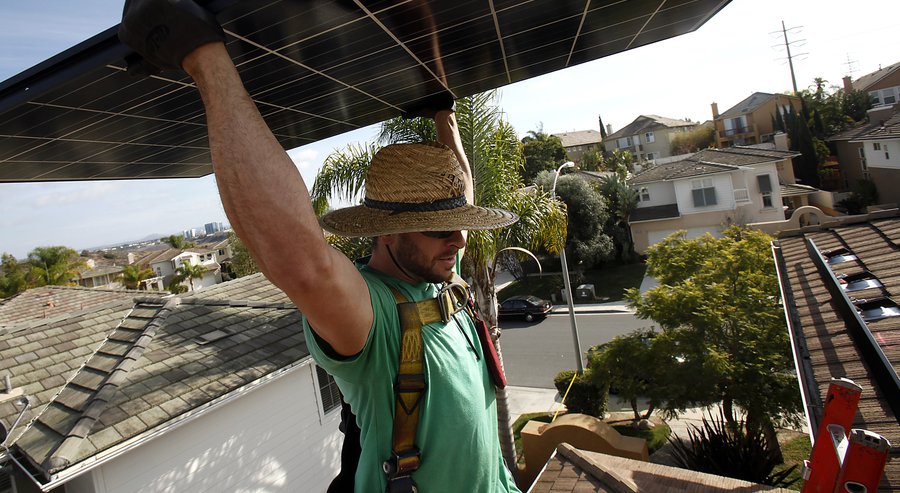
[551,161,585,374]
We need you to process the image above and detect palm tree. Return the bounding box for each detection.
[311,90,567,472]
[174,260,206,292]
[161,234,195,249]
[119,264,155,290]
[598,164,639,261]
[27,246,85,287]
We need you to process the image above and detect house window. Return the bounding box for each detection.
[873,142,881,151]
[869,91,881,106]
[645,132,655,143]
[315,365,342,414]
[639,187,650,202]
[646,152,655,160]
[691,178,717,207]
[859,147,867,170]
[881,88,897,105]
[757,174,773,208]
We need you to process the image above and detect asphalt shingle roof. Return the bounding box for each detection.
[852,61,900,92]
[0,274,308,480]
[718,92,778,119]
[630,147,799,185]
[605,115,694,141]
[774,215,900,490]
[552,130,602,148]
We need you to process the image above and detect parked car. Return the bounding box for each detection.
[498,295,552,322]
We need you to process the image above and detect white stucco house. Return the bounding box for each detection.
[0,274,342,493]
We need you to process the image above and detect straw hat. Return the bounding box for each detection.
[321,142,518,237]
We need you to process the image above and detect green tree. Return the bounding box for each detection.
[520,125,568,184]
[173,260,207,292]
[625,227,801,431]
[0,253,28,298]
[27,246,84,287]
[598,164,638,262]
[310,90,568,471]
[228,231,260,278]
[535,172,613,271]
[670,125,715,155]
[600,149,635,173]
[119,264,154,290]
[589,329,671,421]
[579,148,603,171]
[161,234,195,249]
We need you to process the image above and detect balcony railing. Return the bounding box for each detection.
[719,124,755,138]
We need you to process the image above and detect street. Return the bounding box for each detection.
[498,310,655,389]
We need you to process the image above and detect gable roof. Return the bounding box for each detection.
[552,130,602,148]
[630,147,799,185]
[718,92,784,119]
[1,273,309,482]
[773,214,900,489]
[0,285,159,333]
[605,115,695,141]
[852,61,900,92]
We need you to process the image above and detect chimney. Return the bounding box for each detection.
[843,75,853,93]
[773,132,789,151]
[711,102,719,119]
[606,123,613,135]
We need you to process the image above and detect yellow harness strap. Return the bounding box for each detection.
[383,278,469,492]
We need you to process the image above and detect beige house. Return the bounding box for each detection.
[712,92,801,148]
[552,129,602,164]
[629,147,801,253]
[602,115,696,162]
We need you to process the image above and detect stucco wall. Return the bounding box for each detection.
[66,363,342,493]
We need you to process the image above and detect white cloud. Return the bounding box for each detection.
[33,182,122,207]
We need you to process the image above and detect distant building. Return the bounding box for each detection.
[602,115,696,162]
[552,130,602,164]
[204,222,224,235]
[711,92,801,148]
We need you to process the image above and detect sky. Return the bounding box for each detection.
[0,0,898,258]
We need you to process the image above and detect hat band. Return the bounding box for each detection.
[364,195,466,214]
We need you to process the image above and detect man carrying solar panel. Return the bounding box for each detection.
[118,1,522,492]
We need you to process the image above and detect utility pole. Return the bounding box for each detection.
[772,20,806,95]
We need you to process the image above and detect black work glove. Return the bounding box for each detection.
[402,91,456,119]
[118,0,225,73]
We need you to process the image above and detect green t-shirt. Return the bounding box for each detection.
[304,265,520,493]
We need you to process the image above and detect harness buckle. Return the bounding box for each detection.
[437,281,469,323]
[383,448,421,492]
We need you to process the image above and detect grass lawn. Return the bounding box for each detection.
[774,434,811,490]
[511,411,671,464]
[498,262,646,304]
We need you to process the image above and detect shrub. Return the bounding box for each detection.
[668,412,798,488]
[554,369,607,417]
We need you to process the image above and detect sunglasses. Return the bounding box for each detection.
[420,230,457,239]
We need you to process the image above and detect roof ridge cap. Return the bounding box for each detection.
[27,298,180,474]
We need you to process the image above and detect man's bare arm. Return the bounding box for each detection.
[434,110,472,256]
[182,43,372,356]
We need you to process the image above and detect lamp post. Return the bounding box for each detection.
[551,161,585,374]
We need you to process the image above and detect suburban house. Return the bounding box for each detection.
[552,129,602,164]
[772,212,899,490]
[75,263,124,290]
[628,146,803,253]
[844,60,900,110]
[828,103,900,204]
[602,115,696,163]
[712,92,801,148]
[139,248,223,292]
[0,273,343,492]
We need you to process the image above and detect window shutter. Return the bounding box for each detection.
[692,188,704,207]
[757,174,772,193]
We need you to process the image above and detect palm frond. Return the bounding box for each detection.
[310,142,379,214]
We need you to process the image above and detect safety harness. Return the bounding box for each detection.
[382,276,470,493]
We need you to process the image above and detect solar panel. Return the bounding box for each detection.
[0,0,730,182]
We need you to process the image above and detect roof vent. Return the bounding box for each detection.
[837,271,883,292]
[194,329,233,345]
[853,297,900,322]
[824,248,858,265]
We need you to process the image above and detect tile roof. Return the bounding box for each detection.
[552,130,602,148]
[605,115,695,141]
[0,273,308,481]
[773,214,900,490]
[136,248,182,266]
[718,92,780,119]
[859,111,900,141]
[532,443,795,492]
[852,61,900,92]
[630,147,798,185]
[0,286,161,333]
